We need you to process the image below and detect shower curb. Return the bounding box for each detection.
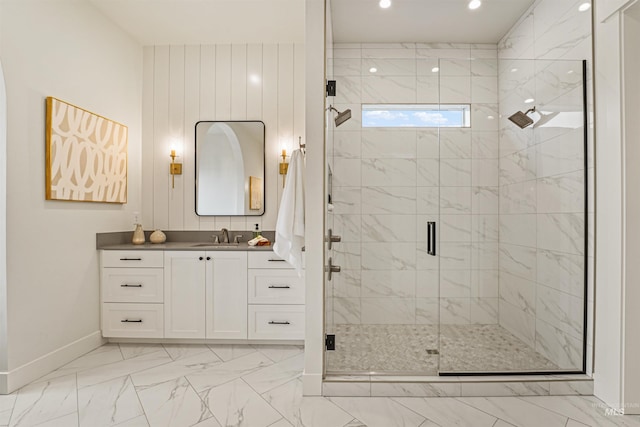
[322,374,593,397]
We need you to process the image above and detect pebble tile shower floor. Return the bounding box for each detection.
[326,324,558,374]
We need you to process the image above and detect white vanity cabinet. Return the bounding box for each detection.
[163,251,207,338]
[100,251,164,338]
[100,248,301,342]
[163,251,248,339]
[247,252,305,340]
[206,251,248,339]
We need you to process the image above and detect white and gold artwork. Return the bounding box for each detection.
[45,96,128,203]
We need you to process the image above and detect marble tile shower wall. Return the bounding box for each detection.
[327,43,501,328]
[496,0,593,370]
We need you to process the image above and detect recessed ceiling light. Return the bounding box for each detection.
[468,0,482,10]
[379,0,391,9]
[510,68,518,73]
[369,67,378,73]
[578,2,591,12]
[524,98,535,104]
[431,67,440,73]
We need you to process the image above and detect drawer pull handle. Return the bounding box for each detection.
[268,321,291,325]
[120,258,142,261]
[121,283,143,288]
[268,285,291,289]
[121,319,143,323]
[268,259,286,262]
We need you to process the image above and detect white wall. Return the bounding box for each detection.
[0,0,143,392]
[594,0,640,414]
[141,44,305,233]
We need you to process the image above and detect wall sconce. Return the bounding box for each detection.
[169,149,182,189]
[279,148,288,188]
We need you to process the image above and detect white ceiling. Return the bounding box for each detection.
[330,0,536,43]
[88,0,305,45]
[88,0,535,46]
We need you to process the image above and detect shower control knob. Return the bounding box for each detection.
[325,229,342,249]
[325,257,341,281]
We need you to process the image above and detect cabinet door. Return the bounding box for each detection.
[164,251,206,338]
[206,251,248,339]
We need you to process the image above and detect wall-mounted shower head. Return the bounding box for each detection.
[329,105,352,127]
[508,106,536,129]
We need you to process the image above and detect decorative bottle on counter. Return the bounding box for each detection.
[150,229,167,244]
[132,224,145,245]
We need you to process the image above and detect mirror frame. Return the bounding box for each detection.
[194,120,266,216]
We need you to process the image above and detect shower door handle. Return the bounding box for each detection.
[427,221,436,256]
[326,228,341,249]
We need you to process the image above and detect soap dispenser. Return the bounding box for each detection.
[253,223,261,238]
[132,224,145,245]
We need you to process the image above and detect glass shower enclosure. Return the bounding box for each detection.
[324,53,588,376]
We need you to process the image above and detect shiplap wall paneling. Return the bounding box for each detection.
[168,45,186,230]
[214,44,232,231]
[153,46,170,230]
[230,44,249,232]
[198,45,217,231]
[142,47,155,228]
[183,45,201,230]
[294,43,305,149]
[262,44,280,231]
[247,44,264,232]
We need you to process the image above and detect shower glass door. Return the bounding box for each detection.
[437,58,588,374]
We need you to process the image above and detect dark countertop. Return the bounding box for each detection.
[97,230,276,251]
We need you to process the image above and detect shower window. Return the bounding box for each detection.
[362,104,471,128]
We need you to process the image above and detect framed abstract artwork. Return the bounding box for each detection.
[249,176,263,210]
[45,97,128,203]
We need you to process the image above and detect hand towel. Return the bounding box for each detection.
[273,149,305,275]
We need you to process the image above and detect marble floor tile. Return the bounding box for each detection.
[186,351,274,394]
[9,374,77,427]
[458,396,569,427]
[114,415,150,426]
[77,350,172,389]
[343,420,367,427]
[329,397,426,427]
[493,420,517,427]
[254,345,305,363]
[520,395,640,427]
[130,350,222,388]
[262,379,353,427]
[77,375,143,427]
[36,413,79,426]
[119,344,166,360]
[0,394,16,425]
[200,378,281,427]
[208,344,258,362]
[242,354,305,394]
[39,344,125,381]
[268,419,294,427]
[566,420,591,427]
[135,376,213,427]
[393,397,497,426]
[162,344,213,361]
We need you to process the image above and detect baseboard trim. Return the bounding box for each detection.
[0,331,105,394]
[302,372,323,396]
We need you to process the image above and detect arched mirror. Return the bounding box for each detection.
[195,121,265,216]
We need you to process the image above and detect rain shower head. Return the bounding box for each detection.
[508,106,536,129]
[329,105,352,127]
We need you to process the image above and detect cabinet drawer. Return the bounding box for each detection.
[102,268,163,303]
[248,252,293,269]
[102,303,164,338]
[248,305,304,340]
[248,270,304,304]
[101,251,164,268]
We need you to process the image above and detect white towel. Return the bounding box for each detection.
[274,149,305,275]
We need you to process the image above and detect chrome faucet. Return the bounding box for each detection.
[221,228,230,243]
